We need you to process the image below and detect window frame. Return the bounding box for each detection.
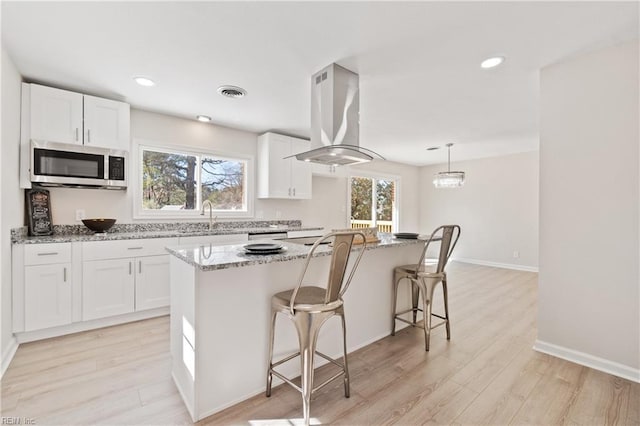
[132,138,254,220]
[347,170,401,232]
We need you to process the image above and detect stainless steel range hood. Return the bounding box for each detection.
[291,63,384,166]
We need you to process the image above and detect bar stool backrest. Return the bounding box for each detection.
[289,231,366,314]
[416,225,461,274]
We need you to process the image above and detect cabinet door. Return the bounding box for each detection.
[24,263,72,331]
[83,95,130,150]
[290,139,312,199]
[83,259,135,320]
[24,263,71,331]
[135,255,170,311]
[266,135,293,198]
[30,84,83,145]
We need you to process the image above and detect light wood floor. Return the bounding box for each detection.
[2,262,638,425]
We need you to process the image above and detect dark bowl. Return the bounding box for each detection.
[82,218,116,233]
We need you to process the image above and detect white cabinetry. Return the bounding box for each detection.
[82,258,135,320]
[82,94,130,150]
[22,243,73,331]
[29,84,83,145]
[311,163,350,178]
[257,132,312,199]
[81,238,177,321]
[26,83,130,150]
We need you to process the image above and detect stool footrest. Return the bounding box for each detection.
[270,369,302,393]
[269,350,347,396]
[271,351,300,369]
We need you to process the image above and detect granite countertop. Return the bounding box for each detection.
[166,233,426,271]
[12,221,323,244]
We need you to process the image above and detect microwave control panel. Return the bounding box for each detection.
[109,156,126,181]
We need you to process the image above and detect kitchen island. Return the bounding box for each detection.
[166,233,426,421]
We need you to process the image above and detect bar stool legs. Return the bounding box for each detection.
[391,275,450,351]
[266,309,350,426]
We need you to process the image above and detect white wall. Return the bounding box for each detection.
[538,41,639,378]
[418,151,539,270]
[1,47,23,370]
[44,109,420,231]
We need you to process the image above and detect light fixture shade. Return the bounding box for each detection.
[433,171,465,188]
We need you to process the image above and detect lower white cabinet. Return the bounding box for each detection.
[135,255,171,311]
[82,258,135,321]
[24,263,72,331]
[81,238,177,321]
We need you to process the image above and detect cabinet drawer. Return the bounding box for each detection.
[24,243,72,265]
[82,237,178,261]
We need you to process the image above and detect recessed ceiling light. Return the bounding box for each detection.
[217,85,247,99]
[133,76,155,87]
[480,56,505,69]
[196,115,212,123]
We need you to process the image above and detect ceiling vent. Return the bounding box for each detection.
[217,85,247,98]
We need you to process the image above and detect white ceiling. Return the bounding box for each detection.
[2,1,638,166]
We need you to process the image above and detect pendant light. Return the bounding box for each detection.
[433,143,465,188]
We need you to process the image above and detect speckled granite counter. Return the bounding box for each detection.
[166,233,426,271]
[11,220,322,244]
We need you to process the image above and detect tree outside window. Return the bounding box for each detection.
[350,176,396,232]
[141,147,247,213]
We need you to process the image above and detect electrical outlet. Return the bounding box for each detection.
[513,250,520,258]
[75,209,86,221]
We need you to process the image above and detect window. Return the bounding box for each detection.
[135,143,252,218]
[349,174,398,233]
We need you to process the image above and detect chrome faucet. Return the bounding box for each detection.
[200,200,217,230]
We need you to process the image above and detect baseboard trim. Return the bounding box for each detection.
[15,307,169,343]
[533,339,640,383]
[455,257,539,272]
[1,337,18,378]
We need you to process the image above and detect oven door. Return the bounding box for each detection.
[31,140,110,187]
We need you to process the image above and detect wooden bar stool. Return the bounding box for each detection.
[391,225,461,350]
[265,231,366,426]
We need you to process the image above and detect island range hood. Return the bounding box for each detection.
[290,63,384,166]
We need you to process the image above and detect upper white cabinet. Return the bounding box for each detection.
[26,83,130,150]
[83,94,130,151]
[29,84,83,145]
[257,132,312,199]
[311,163,350,178]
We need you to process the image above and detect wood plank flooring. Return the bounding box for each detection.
[2,262,638,425]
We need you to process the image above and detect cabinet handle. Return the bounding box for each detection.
[87,129,91,143]
[139,260,142,274]
[129,262,132,275]
[293,188,296,196]
[288,188,291,196]
[127,247,143,250]
[37,252,58,256]
[75,128,79,142]
[63,267,67,282]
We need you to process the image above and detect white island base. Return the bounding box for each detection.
[169,239,423,421]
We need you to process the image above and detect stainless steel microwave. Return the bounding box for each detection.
[30,140,127,189]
